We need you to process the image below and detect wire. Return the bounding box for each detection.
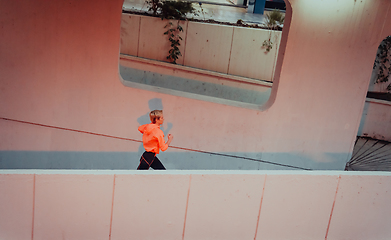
[0,117,311,170]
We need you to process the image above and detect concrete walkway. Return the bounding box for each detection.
[122,0,268,25]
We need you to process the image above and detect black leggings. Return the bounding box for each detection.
[137,151,166,170]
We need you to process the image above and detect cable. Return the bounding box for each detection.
[0,117,311,170]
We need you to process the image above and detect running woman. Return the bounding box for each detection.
[137,110,173,170]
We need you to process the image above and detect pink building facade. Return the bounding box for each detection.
[0,1,390,170]
[1,1,391,239]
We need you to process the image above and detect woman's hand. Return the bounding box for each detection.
[166,134,173,146]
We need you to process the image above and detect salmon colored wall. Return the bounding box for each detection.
[1,0,391,170]
[0,174,34,240]
[1,171,391,240]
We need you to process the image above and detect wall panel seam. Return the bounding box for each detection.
[253,174,267,240]
[137,17,141,57]
[109,174,116,240]
[31,174,36,240]
[182,20,189,66]
[182,175,192,240]
[227,27,235,74]
[325,175,342,240]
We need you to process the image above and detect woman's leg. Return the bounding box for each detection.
[137,152,155,170]
[150,156,166,170]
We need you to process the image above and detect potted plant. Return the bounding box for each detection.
[262,9,284,52]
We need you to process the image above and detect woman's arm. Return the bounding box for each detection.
[157,133,173,152]
[166,134,173,146]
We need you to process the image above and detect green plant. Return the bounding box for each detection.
[160,0,196,20]
[373,36,391,92]
[262,39,273,52]
[146,0,162,16]
[164,20,183,64]
[262,9,285,52]
[145,0,195,64]
[198,2,206,20]
[264,9,285,30]
[155,0,195,64]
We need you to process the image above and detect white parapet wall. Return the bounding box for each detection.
[120,14,282,82]
[358,98,391,142]
[1,170,391,240]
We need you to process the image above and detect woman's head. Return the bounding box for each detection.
[150,110,163,124]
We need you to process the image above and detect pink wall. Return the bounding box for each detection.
[1,0,391,169]
[1,171,391,240]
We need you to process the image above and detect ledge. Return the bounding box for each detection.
[2,169,391,175]
[120,55,273,87]
[366,97,391,106]
[119,55,272,109]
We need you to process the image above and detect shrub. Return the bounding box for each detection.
[264,9,285,30]
[160,0,196,20]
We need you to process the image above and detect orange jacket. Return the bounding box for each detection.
[138,123,168,154]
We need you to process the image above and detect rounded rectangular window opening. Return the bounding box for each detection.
[368,36,391,97]
[118,0,290,109]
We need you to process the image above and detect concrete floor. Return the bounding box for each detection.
[123,0,268,25]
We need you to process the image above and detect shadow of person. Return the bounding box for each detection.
[137,98,173,157]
